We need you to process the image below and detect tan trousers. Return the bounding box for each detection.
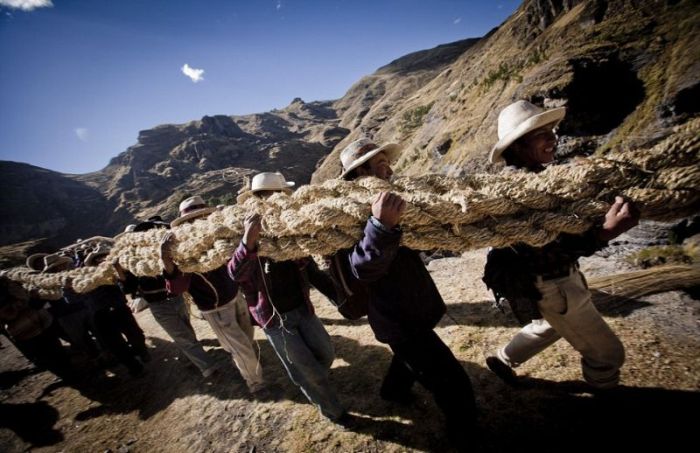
[499,270,625,388]
[201,294,263,389]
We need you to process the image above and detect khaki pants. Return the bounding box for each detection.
[201,294,263,389]
[499,270,625,388]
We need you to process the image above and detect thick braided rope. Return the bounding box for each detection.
[5,118,699,297]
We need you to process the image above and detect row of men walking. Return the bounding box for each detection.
[0,101,639,449]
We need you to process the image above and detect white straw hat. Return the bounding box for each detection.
[171,195,216,227]
[489,100,565,164]
[250,172,295,193]
[340,138,401,179]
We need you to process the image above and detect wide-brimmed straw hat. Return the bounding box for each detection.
[84,246,110,267]
[43,255,73,273]
[489,100,566,164]
[237,172,295,204]
[26,253,49,271]
[171,195,216,227]
[339,138,401,179]
[251,172,295,193]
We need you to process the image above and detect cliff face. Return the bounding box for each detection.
[1,0,697,259]
[313,0,699,180]
[0,161,126,249]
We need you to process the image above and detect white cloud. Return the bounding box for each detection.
[75,128,88,142]
[276,1,282,11]
[0,0,53,11]
[498,4,504,9]
[453,17,461,25]
[181,63,205,83]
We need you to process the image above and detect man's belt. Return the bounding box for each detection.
[536,264,578,281]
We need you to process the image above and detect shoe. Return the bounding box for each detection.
[486,356,519,386]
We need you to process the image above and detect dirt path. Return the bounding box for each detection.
[1,249,699,452]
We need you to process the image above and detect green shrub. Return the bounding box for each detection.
[400,103,434,133]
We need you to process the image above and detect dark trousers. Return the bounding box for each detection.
[112,301,147,355]
[383,330,477,432]
[91,302,146,373]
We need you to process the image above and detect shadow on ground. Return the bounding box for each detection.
[2,323,696,452]
[330,334,697,452]
[476,376,699,452]
[38,335,304,423]
[0,401,63,447]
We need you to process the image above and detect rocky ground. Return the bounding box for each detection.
[1,245,698,453]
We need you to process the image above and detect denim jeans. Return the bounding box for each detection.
[264,305,344,420]
[149,296,215,374]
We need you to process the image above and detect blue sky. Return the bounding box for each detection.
[0,0,519,174]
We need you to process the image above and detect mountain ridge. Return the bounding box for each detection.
[1,0,697,263]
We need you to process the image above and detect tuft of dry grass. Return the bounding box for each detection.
[625,245,695,268]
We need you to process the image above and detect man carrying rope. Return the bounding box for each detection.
[81,246,149,377]
[483,100,640,390]
[339,138,477,448]
[113,219,218,378]
[230,172,346,424]
[161,196,265,392]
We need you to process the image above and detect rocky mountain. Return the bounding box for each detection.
[77,98,348,222]
[313,0,699,180]
[0,0,697,262]
[0,99,348,260]
[0,162,126,252]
